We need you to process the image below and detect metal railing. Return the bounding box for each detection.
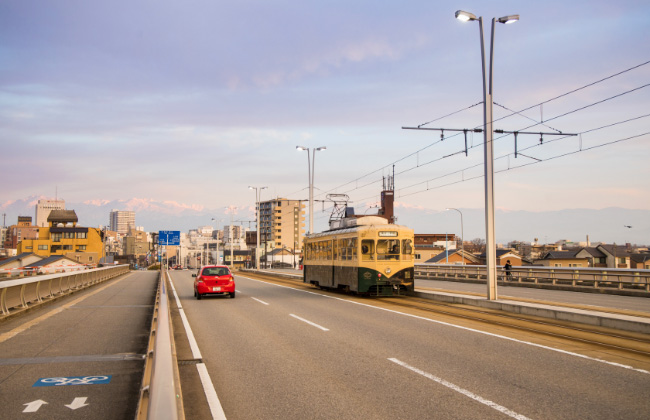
[415,264,650,293]
[0,265,130,316]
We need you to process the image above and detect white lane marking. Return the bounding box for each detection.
[290,314,329,331]
[167,273,202,360]
[65,397,89,410]
[251,297,269,306]
[236,274,650,375]
[197,363,227,420]
[23,400,47,413]
[168,272,227,419]
[389,358,531,420]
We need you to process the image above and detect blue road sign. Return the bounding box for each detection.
[158,230,180,246]
[34,376,112,387]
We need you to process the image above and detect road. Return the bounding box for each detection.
[169,270,650,420]
[0,270,157,419]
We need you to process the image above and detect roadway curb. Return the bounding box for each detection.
[411,290,650,335]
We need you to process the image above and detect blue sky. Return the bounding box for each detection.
[1,1,649,237]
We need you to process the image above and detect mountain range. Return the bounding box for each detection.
[2,196,648,246]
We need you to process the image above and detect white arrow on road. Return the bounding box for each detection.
[23,400,48,413]
[65,397,89,410]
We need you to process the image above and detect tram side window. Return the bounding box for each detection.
[333,240,339,260]
[377,239,400,260]
[402,239,413,261]
[361,239,375,261]
[337,238,358,261]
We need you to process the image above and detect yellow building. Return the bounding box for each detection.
[17,210,103,265]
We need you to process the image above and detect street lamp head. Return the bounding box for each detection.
[316,146,327,151]
[455,10,478,22]
[497,14,519,24]
[248,186,254,190]
[296,145,308,151]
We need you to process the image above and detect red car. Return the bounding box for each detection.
[193,265,236,299]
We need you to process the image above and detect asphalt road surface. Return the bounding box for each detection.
[0,270,157,420]
[170,270,650,420]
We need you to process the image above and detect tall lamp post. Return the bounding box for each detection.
[248,186,267,269]
[211,217,223,265]
[455,10,518,300]
[296,145,326,234]
[446,208,464,264]
[225,206,237,269]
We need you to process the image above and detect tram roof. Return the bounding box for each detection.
[306,222,412,240]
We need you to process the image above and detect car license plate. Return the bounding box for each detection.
[213,287,221,292]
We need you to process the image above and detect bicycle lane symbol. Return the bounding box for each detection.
[33,375,112,387]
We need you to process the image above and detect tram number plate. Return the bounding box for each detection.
[213,287,221,291]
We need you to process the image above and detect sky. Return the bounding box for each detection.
[1,1,649,241]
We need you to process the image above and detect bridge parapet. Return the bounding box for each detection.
[0,265,130,317]
[415,264,650,296]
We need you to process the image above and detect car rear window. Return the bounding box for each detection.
[202,267,230,276]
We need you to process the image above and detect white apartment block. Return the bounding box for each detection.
[109,210,135,235]
[35,199,66,227]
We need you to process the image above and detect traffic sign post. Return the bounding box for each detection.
[158,231,180,269]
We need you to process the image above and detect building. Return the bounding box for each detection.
[35,199,66,227]
[109,210,135,235]
[413,234,457,264]
[17,210,103,264]
[4,216,39,249]
[258,198,305,251]
[424,249,481,265]
[535,251,588,268]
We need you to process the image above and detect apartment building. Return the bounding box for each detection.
[35,199,66,227]
[258,198,305,251]
[16,210,103,263]
[109,210,135,235]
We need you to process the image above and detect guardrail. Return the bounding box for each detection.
[415,264,650,294]
[0,265,130,316]
[137,270,182,420]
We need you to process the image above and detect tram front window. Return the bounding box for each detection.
[377,239,400,260]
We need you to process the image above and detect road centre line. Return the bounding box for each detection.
[167,272,202,360]
[236,275,650,375]
[168,273,227,420]
[289,314,329,331]
[251,297,269,305]
[0,273,133,344]
[389,358,532,420]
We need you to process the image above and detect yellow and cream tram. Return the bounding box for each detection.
[302,216,414,296]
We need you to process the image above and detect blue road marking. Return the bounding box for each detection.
[33,375,112,387]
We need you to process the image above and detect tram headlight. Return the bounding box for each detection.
[385,267,391,274]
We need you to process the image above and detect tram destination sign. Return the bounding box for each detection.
[378,231,398,237]
[158,230,180,246]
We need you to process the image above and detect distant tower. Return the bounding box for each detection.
[378,170,395,224]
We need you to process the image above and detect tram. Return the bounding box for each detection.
[302,216,414,296]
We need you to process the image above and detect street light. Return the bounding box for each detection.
[446,208,464,264]
[211,217,223,265]
[248,185,267,269]
[225,206,237,269]
[455,9,518,300]
[296,145,326,235]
